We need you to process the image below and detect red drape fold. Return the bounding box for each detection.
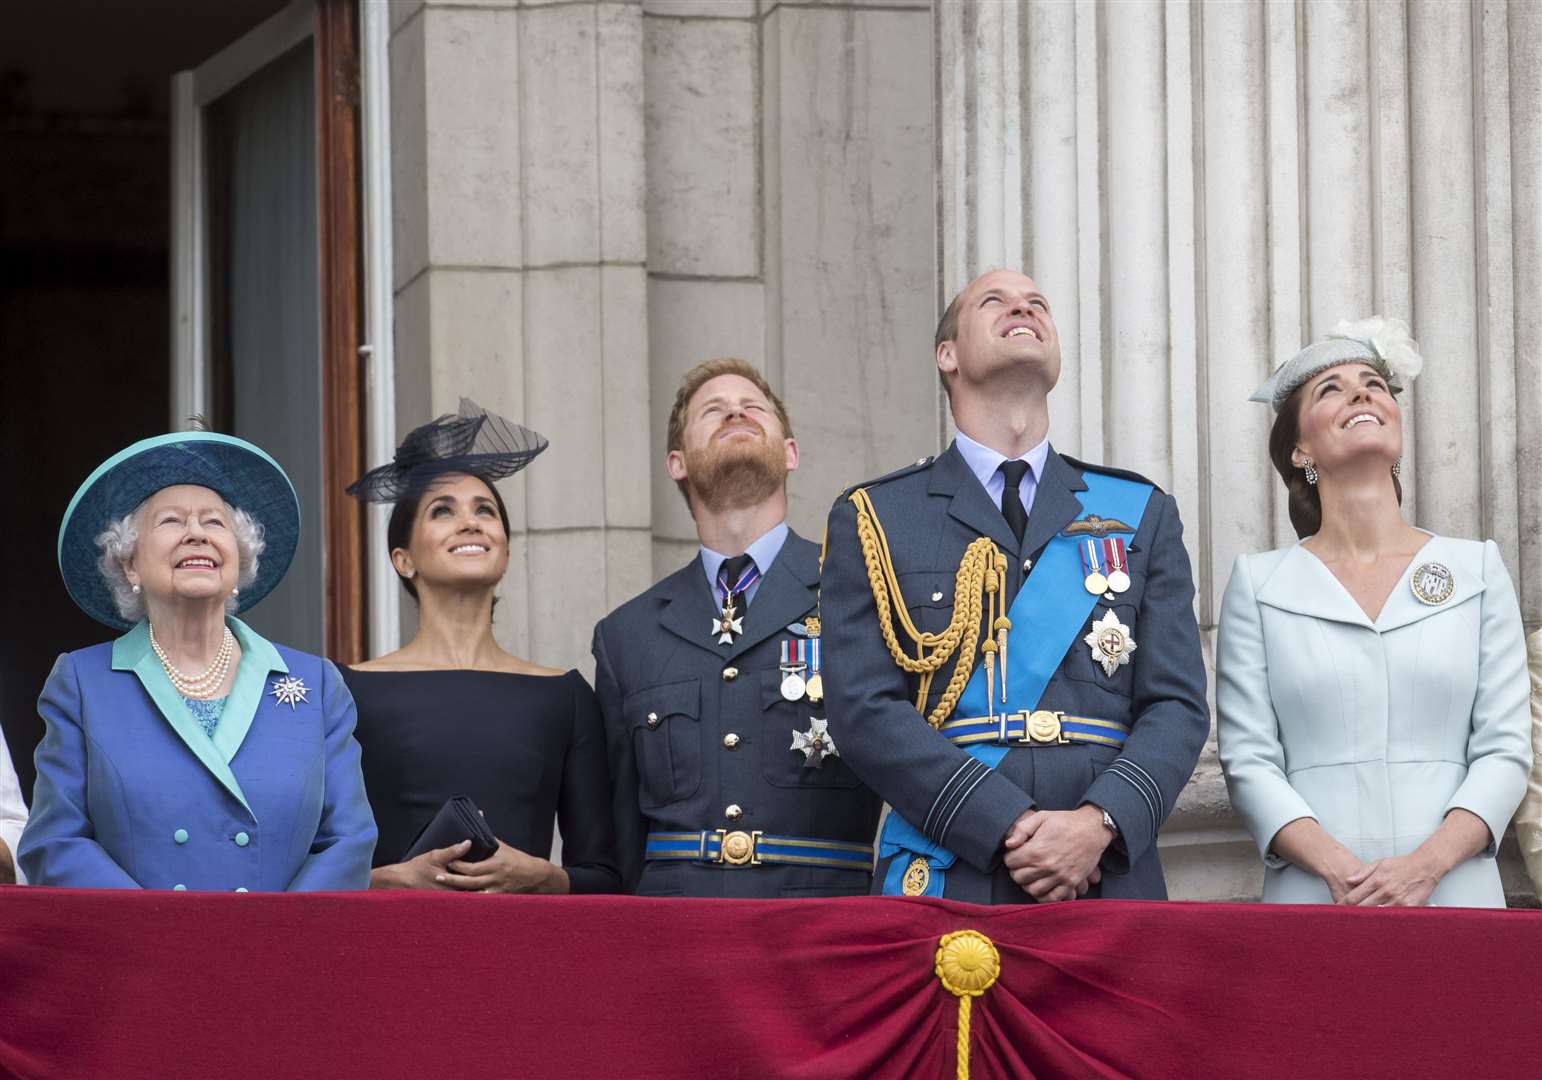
[0,889,1537,1080]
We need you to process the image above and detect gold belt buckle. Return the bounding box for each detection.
[1022,710,1068,745]
[716,829,761,866]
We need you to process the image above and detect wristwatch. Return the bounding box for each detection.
[1100,808,1119,838]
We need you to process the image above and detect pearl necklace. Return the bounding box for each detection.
[149,624,236,699]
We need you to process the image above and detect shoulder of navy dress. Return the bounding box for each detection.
[1058,453,1166,494]
[835,454,938,502]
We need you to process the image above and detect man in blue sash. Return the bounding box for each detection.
[821,270,1208,903]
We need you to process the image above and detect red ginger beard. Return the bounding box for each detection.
[682,420,788,514]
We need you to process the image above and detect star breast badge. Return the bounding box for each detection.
[1083,609,1137,678]
[791,717,839,768]
[269,675,310,710]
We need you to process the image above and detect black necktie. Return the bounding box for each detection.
[999,460,1030,545]
[719,554,755,616]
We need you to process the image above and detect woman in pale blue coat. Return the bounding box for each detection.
[1217,319,1531,907]
[19,431,376,891]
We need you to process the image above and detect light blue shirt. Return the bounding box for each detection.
[953,429,1051,517]
[699,521,790,606]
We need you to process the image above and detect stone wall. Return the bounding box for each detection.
[386,0,1540,901]
[938,0,1540,901]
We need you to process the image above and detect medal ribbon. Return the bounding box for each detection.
[1080,539,1103,578]
[1104,537,1127,577]
[717,561,762,610]
[879,471,1155,896]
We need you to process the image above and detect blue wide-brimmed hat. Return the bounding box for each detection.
[58,432,300,629]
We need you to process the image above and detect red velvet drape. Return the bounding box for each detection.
[1,889,1538,1079]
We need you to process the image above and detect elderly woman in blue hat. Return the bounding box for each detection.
[1217,318,1531,907]
[18,431,377,891]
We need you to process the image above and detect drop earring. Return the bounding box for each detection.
[1302,459,1318,486]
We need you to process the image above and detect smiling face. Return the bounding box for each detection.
[1290,362,1403,476]
[936,270,1062,398]
[392,473,511,594]
[666,373,798,513]
[125,485,241,612]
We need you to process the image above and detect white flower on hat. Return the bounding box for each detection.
[1328,316,1423,383]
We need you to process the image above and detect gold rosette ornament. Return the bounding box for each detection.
[935,930,1001,1080]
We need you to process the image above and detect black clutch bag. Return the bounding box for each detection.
[401,796,499,863]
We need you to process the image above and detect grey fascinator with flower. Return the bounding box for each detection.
[1250,316,1424,412]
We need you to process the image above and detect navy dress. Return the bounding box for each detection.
[342,667,621,894]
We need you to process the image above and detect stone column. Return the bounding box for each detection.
[390,0,652,670]
[936,0,1542,902]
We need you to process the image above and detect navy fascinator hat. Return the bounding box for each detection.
[346,398,548,503]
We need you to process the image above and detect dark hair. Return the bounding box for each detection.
[933,287,968,400]
[385,472,512,602]
[1268,383,1402,539]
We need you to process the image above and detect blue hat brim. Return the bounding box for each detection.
[58,433,300,630]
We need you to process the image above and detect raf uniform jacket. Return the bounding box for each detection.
[20,618,376,891]
[593,530,883,897]
[821,443,1209,902]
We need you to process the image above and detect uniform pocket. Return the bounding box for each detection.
[1063,602,1138,697]
[760,669,863,789]
[623,679,703,810]
[898,570,958,638]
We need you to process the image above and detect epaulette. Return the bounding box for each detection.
[1059,454,1166,494]
[837,454,937,501]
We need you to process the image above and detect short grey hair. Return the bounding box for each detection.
[96,500,266,622]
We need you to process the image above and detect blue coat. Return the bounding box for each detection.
[19,618,376,892]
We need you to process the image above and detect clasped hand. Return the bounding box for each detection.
[379,838,556,893]
[1002,806,1110,902]
[1338,853,1439,907]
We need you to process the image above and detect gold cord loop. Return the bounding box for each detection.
[849,487,1006,728]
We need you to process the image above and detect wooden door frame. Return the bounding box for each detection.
[168,0,368,664]
[315,0,367,664]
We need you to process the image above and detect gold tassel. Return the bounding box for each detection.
[935,930,1001,1080]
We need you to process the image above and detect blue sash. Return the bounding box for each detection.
[880,471,1154,895]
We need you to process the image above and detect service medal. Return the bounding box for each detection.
[791,717,838,767]
[1080,538,1109,595]
[712,599,744,645]
[805,636,824,703]
[1084,608,1137,677]
[1105,537,1132,593]
[781,672,807,701]
[805,673,824,704]
[1410,561,1455,606]
[779,639,808,700]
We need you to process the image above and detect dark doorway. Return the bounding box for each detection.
[0,1,288,803]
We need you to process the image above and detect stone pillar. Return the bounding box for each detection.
[937,0,1542,902]
[389,0,652,670]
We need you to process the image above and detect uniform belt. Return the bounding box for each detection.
[940,709,1130,748]
[645,830,874,871]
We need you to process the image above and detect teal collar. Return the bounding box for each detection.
[111,617,288,817]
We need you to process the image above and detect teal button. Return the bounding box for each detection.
[234,887,249,894]
[234,832,250,847]
[173,829,189,845]
[173,884,187,891]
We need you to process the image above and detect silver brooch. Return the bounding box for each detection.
[791,717,838,767]
[1084,609,1137,677]
[269,675,310,710]
[1410,562,1455,606]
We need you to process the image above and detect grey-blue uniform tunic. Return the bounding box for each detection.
[820,444,1209,902]
[592,529,883,897]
